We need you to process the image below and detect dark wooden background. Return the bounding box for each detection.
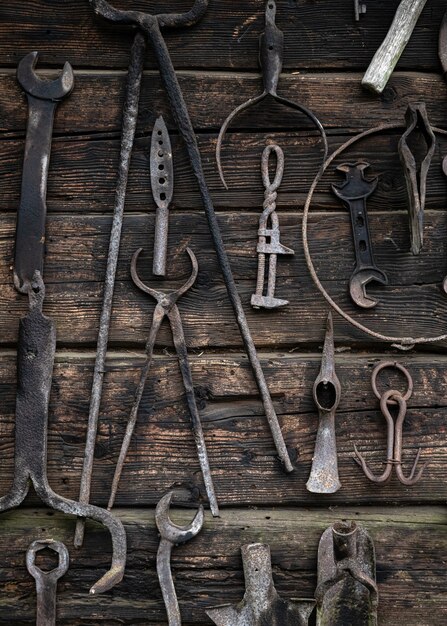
[0,0,446,623]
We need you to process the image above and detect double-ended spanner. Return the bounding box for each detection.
[332,162,388,309]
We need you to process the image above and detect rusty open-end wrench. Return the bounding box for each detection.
[14,52,73,293]
[156,491,204,626]
[332,163,388,309]
[26,539,69,626]
[7,54,127,595]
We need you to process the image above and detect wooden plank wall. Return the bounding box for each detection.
[0,0,446,623]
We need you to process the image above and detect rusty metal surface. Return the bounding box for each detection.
[14,52,74,294]
[398,103,435,255]
[9,53,127,593]
[86,0,294,479]
[207,543,315,625]
[107,248,219,517]
[2,273,126,594]
[26,539,69,626]
[332,162,388,309]
[151,116,173,277]
[251,145,294,309]
[354,361,428,486]
[216,0,327,190]
[156,492,204,626]
[74,30,147,548]
[316,522,378,626]
[306,313,341,494]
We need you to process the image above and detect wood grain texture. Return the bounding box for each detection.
[2,212,447,349]
[0,351,444,507]
[0,0,445,72]
[0,506,444,624]
[1,71,447,136]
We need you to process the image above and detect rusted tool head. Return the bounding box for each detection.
[354,361,427,486]
[306,312,342,494]
[17,51,74,100]
[131,246,198,306]
[398,102,435,255]
[316,522,378,626]
[207,543,315,625]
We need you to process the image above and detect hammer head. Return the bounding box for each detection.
[17,51,74,101]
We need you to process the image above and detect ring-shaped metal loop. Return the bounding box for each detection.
[302,123,447,348]
[371,361,413,403]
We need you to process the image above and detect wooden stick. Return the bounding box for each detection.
[362,0,429,94]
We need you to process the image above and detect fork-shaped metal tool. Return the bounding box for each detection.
[332,162,388,309]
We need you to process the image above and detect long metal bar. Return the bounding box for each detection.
[74,31,146,548]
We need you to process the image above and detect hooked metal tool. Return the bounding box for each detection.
[306,312,341,494]
[206,543,315,625]
[26,539,69,626]
[216,0,327,190]
[75,0,210,547]
[14,52,73,294]
[332,162,388,309]
[251,145,294,309]
[316,522,378,626]
[398,102,435,255]
[107,248,219,517]
[354,361,428,486]
[156,491,204,626]
[9,54,126,594]
[151,116,173,277]
[78,3,293,544]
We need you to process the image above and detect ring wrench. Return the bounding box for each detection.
[332,162,388,309]
[14,52,74,293]
[156,491,204,626]
[26,539,69,626]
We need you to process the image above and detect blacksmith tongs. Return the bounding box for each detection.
[107,248,219,517]
[4,53,127,595]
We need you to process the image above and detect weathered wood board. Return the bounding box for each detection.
[0,507,444,625]
[0,0,446,623]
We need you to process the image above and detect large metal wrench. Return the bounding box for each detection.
[26,539,69,626]
[14,52,74,294]
[76,0,294,547]
[75,0,209,548]
[156,491,204,626]
[332,163,388,309]
[2,274,126,595]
